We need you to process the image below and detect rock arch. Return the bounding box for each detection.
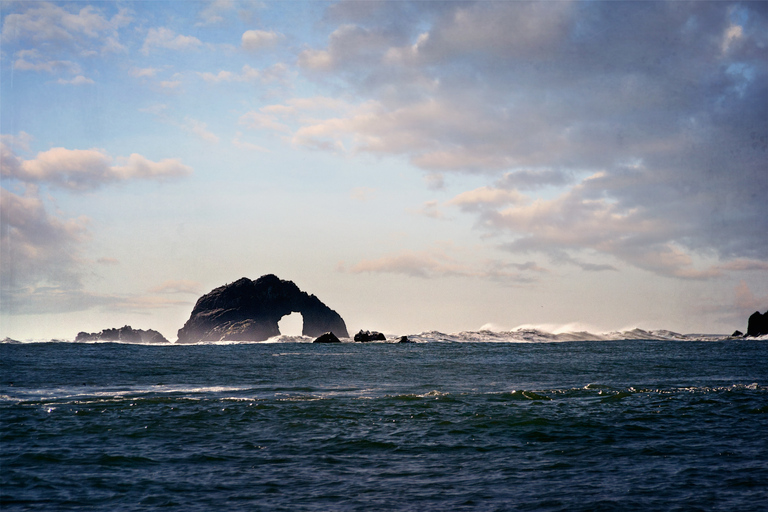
[176,275,349,343]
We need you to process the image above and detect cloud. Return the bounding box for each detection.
[1,2,129,47]
[410,200,447,220]
[131,67,160,78]
[291,1,768,279]
[56,75,95,85]
[2,2,130,66]
[347,247,543,284]
[149,280,202,295]
[1,131,33,153]
[424,173,445,190]
[179,117,219,144]
[141,27,202,55]
[1,135,194,314]
[196,0,235,26]
[241,29,282,51]
[198,64,261,83]
[105,295,193,312]
[0,187,90,309]
[13,49,81,74]
[2,143,192,191]
[447,187,527,211]
[160,80,182,89]
[239,111,291,133]
[231,133,269,152]
[495,170,573,191]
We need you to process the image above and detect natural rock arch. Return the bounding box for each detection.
[176,275,348,343]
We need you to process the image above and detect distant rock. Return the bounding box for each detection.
[313,332,341,343]
[397,336,412,343]
[75,326,169,344]
[176,275,348,343]
[2,337,21,344]
[747,310,768,337]
[354,330,386,342]
[731,330,744,337]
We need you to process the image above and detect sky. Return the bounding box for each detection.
[1,0,767,340]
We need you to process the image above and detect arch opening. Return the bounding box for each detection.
[278,312,304,337]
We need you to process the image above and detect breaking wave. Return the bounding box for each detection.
[3,328,760,345]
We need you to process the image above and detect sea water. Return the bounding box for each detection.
[2,335,767,511]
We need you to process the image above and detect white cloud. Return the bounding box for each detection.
[56,75,95,85]
[0,131,33,153]
[196,0,235,26]
[142,27,202,55]
[13,49,81,74]
[1,2,130,57]
[241,29,282,51]
[198,64,260,83]
[2,143,192,190]
[160,80,182,89]
[131,67,160,78]
[179,117,219,144]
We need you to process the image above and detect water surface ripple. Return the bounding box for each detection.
[2,340,767,511]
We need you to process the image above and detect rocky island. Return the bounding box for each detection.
[75,326,169,344]
[176,275,348,343]
[747,310,768,337]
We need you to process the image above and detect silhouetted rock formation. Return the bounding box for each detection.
[75,325,169,344]
[731,330,744,337]
[176,275,348,343]
[397,336,411,343]
[354,330,386,342]
[747,310,768,337]
[313,332,341,343]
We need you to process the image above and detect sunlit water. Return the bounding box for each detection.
[2,338,767,511]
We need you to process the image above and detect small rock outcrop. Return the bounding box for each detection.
[397,336,411,343]
[75,326,169,344]
[176,275,348,343]
[313,332,341,343]
[731,330,744,337]
[354,330,386,342]
[747,310,768,337]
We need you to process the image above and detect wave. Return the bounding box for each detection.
[3,329,762,345]
[407,328,743,343]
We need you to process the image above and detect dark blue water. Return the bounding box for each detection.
[2,340,767,511]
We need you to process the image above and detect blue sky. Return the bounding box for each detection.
[1,0,767,340]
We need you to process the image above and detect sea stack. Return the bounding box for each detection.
[176,275,348,343]
[746,310,768,337]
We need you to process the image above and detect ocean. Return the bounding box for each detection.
[2,332,767,511]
